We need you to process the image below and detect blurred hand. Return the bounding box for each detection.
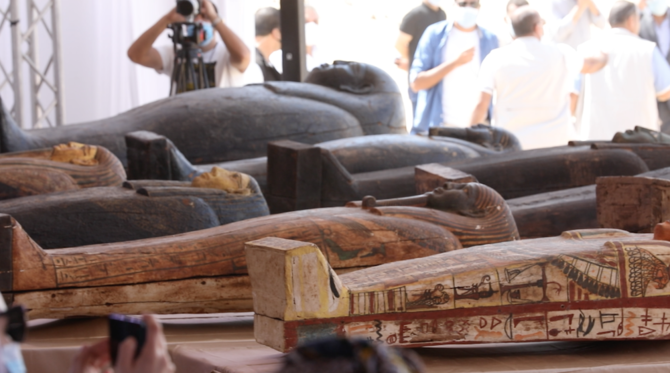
[163,8,186,24]
[68,339,111,373]
[394,57,410,71]
[201,0,219,21]
[115,315,175,373]
[456,47,476,66]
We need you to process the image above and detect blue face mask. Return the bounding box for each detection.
[199,22,214,47]
[2,343,25,373]
[454,7,479,29]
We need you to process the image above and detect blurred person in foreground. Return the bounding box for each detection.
[469,5,607,149]
[498,0,529,46]
[545,0,607,49]
[640,0,670,132]
[127,0,258,89]
[255,7,282,82]
[276,337,425,373]
[68,315,175,373]
[410,0,499,134]
[576,1,670,140]
[395,0,447,113]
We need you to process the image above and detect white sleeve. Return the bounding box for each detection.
[154,45,174,77]
[478,52,497,95]
[559,43,584,78]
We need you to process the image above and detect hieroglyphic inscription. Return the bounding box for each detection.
[343,308,670,345]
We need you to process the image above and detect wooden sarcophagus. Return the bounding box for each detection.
[1,183,517,319]
[247,226,670,351]
[0,177,268,249]
[0,62,406,166]
[0,143,125,200]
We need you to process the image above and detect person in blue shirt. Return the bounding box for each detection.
[409,0,499,134]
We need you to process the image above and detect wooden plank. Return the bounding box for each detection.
[14,276,253,320]
[249,231,670,352]
[415,163,477,194]
[597,176,670,233]
[266,140,322,213]
[125,130,171,180]
[0,214,12,292]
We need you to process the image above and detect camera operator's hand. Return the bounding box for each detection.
[201,0,219,22]
[162,7,185,25]
[68,339,111,373]
[116,315,175,373]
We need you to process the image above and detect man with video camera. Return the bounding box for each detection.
[127,0,253,89]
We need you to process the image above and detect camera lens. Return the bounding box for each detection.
[176,0,195,16]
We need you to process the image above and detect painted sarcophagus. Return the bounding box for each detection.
[0,143,125,200]
[246,226,670,352]
[3,182,517,319]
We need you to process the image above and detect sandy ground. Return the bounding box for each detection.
[250,0,624,131]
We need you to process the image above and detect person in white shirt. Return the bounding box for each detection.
[545,0,607,49]
[640,0,670,132]
[577,1,670,140]
[469,5,607,149]
[127,0,256,89]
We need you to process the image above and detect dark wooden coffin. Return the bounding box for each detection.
[0,145,125,200]
[0,179,268,249]
[0,62,405,166]
[508,167,670,238]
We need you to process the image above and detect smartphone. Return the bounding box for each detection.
[108,314,146,365]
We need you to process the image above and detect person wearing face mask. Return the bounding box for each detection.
[575,1,670,140]
[469,5,608,149]
[127,0,259,90]
[255,7,282,82]
[409,0,499,134]
[498,0,529,46]
[395,0,447,114]
[640,0,670,132]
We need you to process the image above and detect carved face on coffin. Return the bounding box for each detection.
[612,126,670,144]
[426,183,500,218]
[50,142,99,166]
[305,61,398,94]
[191,167,252,195]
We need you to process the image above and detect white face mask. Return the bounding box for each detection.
[648,0,669,17]
[427,0,444,7]
[454,6,479,29]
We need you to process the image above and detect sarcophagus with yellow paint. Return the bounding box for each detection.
[247,226,670,352]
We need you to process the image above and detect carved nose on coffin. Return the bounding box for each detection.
[654,221,670,241]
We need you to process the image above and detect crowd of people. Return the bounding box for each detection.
[399,0,670,149]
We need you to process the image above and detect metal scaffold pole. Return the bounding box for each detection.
[1,0,64,129]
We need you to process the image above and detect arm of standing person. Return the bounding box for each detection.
[201,0,250,73]
[548,0,591,43]
[652,47,670,101]
[394,32,414,71]
[580,51,608,73]
[127,8,184,70]
[68,315,175,373]
[585,0,607,29]
[411,47,475,92]
[470,53,495,126]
